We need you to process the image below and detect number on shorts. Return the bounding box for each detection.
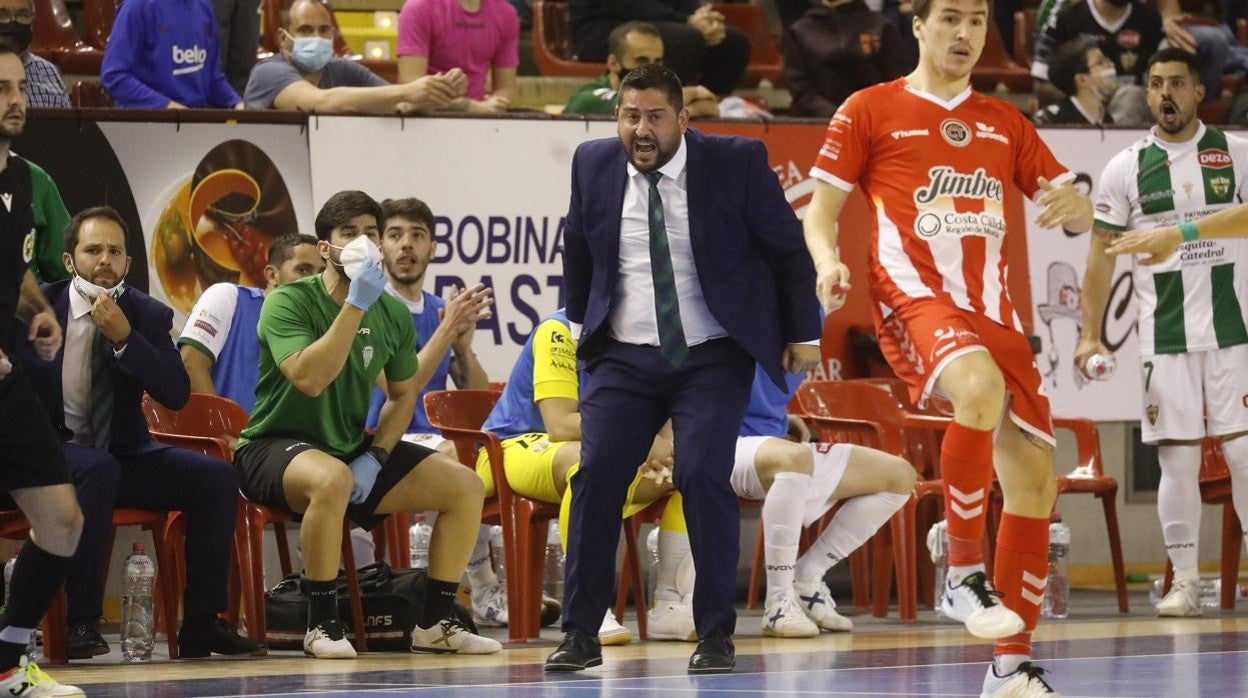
[1143,360,1154,393]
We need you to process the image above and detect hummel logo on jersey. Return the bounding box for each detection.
[891,129,929,140]
[171,44,208,75]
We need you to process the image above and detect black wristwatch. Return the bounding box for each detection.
[368,446,390,463]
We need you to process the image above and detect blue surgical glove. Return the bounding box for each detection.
[345,257,387,311]
[347,450,384,504]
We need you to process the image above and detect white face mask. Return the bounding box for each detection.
[328,235,381,280]
[70,260,128,301]
[1091,67,1119,102]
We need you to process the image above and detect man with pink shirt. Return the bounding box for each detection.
[396,0,519,114]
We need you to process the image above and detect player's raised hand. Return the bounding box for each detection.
[1034,176,1093,230]
[1073,336,1111,379]
[815,259,851,313]
[1105,225,1183,265]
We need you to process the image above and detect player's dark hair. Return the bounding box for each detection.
[619,62,684,112]
[64,206,129,255]
[1147,47,1200,80]
[0,37,21,59]
[266,232,318,266]
[608,21,662,62]
[314,190,383,241]
[912,0,991,21]
[381,197,435,235]
[1049,37,1096,97]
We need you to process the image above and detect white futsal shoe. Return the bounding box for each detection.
[648,599,697,641]
[980,661,1060,697]
[941,571,1025,639]
[598,609,633,645]
[410,617,502,654]
[792,579,853,632]
[761,593,819,638]
[1155,578,1202,617]
[303,620,357,659]
[0,658,84,697]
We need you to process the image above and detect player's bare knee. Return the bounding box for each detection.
[883,456,918,494]
[37,506,83,555]
[951,372,1006,428]
[449,461,486,507]
[311,462,353,503]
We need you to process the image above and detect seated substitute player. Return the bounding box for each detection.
[479,307,694,644]
[1082,49,1248,617]
[800,0,1094,693]
[734,366,914,637]
[233,190,500,658]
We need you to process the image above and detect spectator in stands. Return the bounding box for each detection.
[570,0,751,96]
[563,21,717,117]
[1155,0,1238,105]
[1031,0,1161,125]
[396,0,519,113]
[782,0,905,118]
[1034,38,1117,126]
[214,0,261,95]
[244,0,467,113]
[178,233,323,415]
[11,207,264,660]
[101,0,242,108]
[0,0,68,108]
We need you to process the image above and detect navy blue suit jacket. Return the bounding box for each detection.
[562,128,822,389]
[13,280,190,455]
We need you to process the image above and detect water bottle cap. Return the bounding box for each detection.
[133,543,145,552]
[413,513,425,523]
[1050,511,1062,523]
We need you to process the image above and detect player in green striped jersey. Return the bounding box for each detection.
[1081,48,1248,618]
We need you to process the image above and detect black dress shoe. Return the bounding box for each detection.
[688,635,735,674]
[178,617,267,658]
[67,621,109,660]
[544,630,602,672]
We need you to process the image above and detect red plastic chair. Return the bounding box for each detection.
[1161,438,1242,609]
[31,0,103,73]
[81,0,118,50]
[972,21,1032,93]
[531,0,605,78]
[69,80,114,108]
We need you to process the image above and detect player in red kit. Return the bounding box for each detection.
[802,0,1092,695]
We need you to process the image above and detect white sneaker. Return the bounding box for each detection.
[598,609,632,646]
[941,571,1025,639]
[793,579,853,632]
[1156,579,1202,617]
[303,620,357,659]
[648,600,697,641]
[0,657,84,697]
[761,593,819,638]
[471,581,510,627]
[980,661,1060,697]
[410,617,502,654]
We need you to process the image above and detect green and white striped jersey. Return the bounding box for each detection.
[1095,123,1248,355]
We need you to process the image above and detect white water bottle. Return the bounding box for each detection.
[489,525,507,584]
[646,527,661,600]
[1042,514,1071,619]
[409,514,432,570]
[3,544,19,609]
[1083,354,1116,381]
[927,520,948,615]
[544,522,564,602]
[120,543,156,662]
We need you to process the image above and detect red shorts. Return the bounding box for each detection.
[874,298,1054,445]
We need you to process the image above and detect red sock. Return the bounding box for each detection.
[941,422,995,566]
[992,512,1050,656]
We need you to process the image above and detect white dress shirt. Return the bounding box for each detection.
[63,284,97,445]
[608,134,727,347]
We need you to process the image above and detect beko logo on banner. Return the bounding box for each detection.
[172,44,207,75]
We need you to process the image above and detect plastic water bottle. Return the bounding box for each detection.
[1083,354,1116,381]
[489,525,506,584]
[1042,514,1071,619]
[409,514,432,570]
[3,544,19,609]
[544,522,564,602]
[646,527,661,600]
[927,520,948,615]
[120,543,156,662]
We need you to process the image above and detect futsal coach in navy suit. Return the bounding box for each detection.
[546,64,823,674]
[12,206,262,660]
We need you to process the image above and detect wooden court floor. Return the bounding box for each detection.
[47,590,1248,697]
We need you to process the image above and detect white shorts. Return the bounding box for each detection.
[401,432,448,451]
[731,436,852,528]
[1140,344,1248,443]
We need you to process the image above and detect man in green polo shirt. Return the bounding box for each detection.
[234,190,500,659]
[563,21,718,117]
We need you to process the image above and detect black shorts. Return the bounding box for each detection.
[0,365,70,508]
[234,436,438,531]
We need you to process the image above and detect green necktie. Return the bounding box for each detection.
[90,329,114,450]
[644,171,688,367]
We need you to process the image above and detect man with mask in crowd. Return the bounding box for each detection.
[0,0,68,107]
[1034,38,1118,125]
[12,207,264,660]
[562,21,717,118]
[244,0,469,113]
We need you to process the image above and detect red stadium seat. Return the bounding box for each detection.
[532,0,606,78]
[30,0,103,74]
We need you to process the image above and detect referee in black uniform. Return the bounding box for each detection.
[0,38,86,696]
